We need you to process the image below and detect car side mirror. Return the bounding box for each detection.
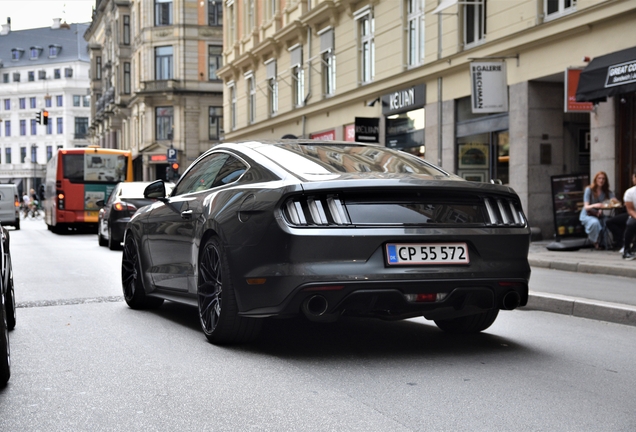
[144,180,167,201]
[96,200,105,208]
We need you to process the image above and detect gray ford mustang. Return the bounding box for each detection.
[121,140,531,344]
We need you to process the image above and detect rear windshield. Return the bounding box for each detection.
[63,153,128,183]
[254,144,447,178]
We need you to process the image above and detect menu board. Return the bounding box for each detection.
[551,174,589,238]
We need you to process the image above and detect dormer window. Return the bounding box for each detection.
[48,44,61,58]
[30,46,43,60]
[11,48,24,61]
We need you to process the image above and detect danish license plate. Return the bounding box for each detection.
[386,243,469,265]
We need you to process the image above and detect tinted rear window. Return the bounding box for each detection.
[254,144,447,178]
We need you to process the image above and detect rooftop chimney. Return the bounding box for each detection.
[52,18,61,29]
[1,18,10,36]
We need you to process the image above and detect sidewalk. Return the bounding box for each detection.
[524,240,636,327]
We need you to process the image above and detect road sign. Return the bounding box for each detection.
[167,148,177,162]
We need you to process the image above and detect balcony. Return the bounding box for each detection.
[139,80,179,93]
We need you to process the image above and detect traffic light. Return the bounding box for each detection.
[35,111,42,124]
[171,162,179,172]
[42,110,49,125]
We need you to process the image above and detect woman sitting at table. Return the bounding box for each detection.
[579,171,619,249]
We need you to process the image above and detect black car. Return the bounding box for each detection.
[122,141,531,344]
[1,225,14,386]
[98,182,173,250]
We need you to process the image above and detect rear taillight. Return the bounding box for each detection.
[57,192,65,210]
[114,202,137,212]
[284,195,351,226]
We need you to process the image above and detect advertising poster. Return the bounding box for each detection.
[458,142,489,169]
[551,174,589,238]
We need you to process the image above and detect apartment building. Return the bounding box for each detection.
[217,0,636,239]
[0,19,91,195]
[84,0,225,181]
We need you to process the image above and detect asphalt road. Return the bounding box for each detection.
[1,221,635,431]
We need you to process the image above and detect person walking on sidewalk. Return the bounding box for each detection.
[621,170,636,260]
[580,171,617,250]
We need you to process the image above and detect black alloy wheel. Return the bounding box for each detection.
[434,308,500,334]
[4,262,15,331]
[197,237,261,344]
[121,235,163,310]
[0,287,11,387]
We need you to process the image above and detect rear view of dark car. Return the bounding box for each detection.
[98,182,171,250]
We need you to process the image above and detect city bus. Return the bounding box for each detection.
[43,147,133,233]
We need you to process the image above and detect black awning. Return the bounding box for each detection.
[576,46,636,103]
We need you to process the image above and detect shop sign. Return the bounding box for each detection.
[354,117,380,143]
[344,124,355,142]
[150,154,167,162]
[470,61,508,113]
[605,59,636,87]
[381,84,425,116]
[310,130,335,141]
[565,68,594,112]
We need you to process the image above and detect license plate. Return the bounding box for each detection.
[386,243,469,265]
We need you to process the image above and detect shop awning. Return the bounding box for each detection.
[576,46,636,103]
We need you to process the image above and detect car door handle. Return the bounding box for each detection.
[180,209,193,220]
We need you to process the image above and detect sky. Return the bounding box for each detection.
[0,0,94,31]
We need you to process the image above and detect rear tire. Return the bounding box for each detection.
[13,220,19,230]
[121,234,163,309]
[197,236,261,344]
[434,309,499,334]
[0,288,11,387]
[108,227,121,251]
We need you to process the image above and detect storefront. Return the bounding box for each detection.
[381,84,425,157]
[576,46,636,194]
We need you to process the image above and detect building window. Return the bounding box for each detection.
[11,49,23,60]
[208,1,222,26]
[83,95,90,107]
[407,0,425,66]
[31,119,37,135]
[48,45,60,57]
[5,148,10,164]
[319,28,336,97]
[19,98,25,109]
[54,69,61,79]
[2,73,8,83]
[47,145,53,161]
[227,1,236,46]
[21,147,26,163]
[155,46,173,80]
[243,0,255,33]
[124,62,131,94]
[266,59,278,116]
[65,68,73,78]
[57,117,63,134]
[30,97,36,109]
[28,71,35,82]
[228,84,236,130]
[4,121,10,137]
[45,97,52,108]
[20,120,26,136]
[96,56,102,80]
[38,70,46,80]
[155,0,173,26]
[30,46,42,59]
[290,45,304,108]
[75,117,88,139]
[31,146,37,163]
[265,0,276,20]
[464,0,486,47]
[355,7,375,84]
[3,99,9,110]
[246,74,255,124]
[208,46,222,80]
[73,95,81,107]
[155,107,173,140]
[56,95,63,107]
[545,0,577,19]
[12,73,20,82]
[209,107,223,140]
[123,15,131,45]
[46,121,52,135]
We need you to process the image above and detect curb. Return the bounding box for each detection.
[528,257,636,278]
[524,292,636,327]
